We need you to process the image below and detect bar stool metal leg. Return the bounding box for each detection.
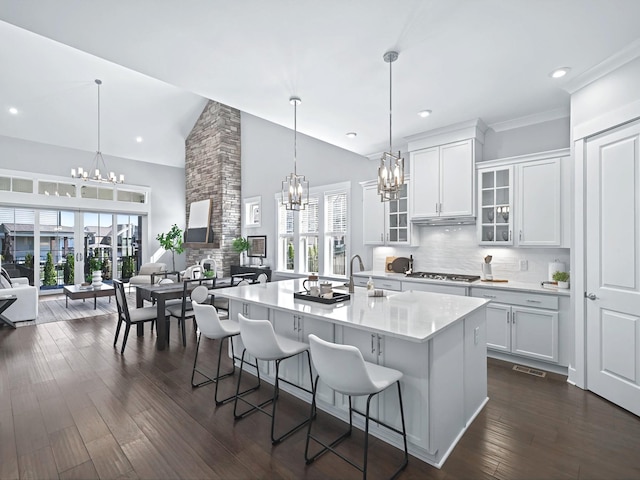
[233,349,315,445]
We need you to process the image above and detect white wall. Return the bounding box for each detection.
[240,112,372,269]
[571,56,640,128]
[0,134,187,270]
[483,117,570,161]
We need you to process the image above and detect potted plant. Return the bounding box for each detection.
[552,270,570,289]
[232,236,250,266]
[89,257,103,286]
[156,224,184,272]
[121,255,136,281]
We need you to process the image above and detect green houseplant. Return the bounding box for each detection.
[156,224,184,272]
[552,270,570,288]
[233,236,250,265]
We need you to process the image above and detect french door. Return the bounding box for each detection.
[585,118,640,417]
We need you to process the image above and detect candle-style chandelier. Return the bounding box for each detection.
[71,79,124,184]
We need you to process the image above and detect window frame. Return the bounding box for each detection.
[275,181,350,278]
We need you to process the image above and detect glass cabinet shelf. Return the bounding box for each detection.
[478,166,513,245]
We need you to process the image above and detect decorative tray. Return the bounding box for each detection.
[294,291,351,305]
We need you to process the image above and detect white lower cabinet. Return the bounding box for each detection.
[473,288,559,363]
[272,310,334,404]
[336,326,430,451]
[228,301,271,375]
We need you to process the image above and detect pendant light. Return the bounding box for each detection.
[71,79,125,184]
[281,96,309,210]
[377,51,404,202]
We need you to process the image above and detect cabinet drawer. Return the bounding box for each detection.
[375,278,402,291]
[402,281,468,296]
[471,287,558,310]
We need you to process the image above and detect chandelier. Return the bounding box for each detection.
[281,96,309,210]
[71,79,124,184]
[378,51,404,202]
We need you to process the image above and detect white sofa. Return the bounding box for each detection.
[1,277,38,322]
[128,262,168,289]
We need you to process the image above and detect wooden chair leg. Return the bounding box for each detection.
[121,324,131,354]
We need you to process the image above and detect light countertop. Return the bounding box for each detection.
[214,278,489,343]
[354,270,571,296]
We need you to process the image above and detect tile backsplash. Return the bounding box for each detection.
[371,225,570,283]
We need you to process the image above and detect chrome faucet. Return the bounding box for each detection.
[348,254,365,293]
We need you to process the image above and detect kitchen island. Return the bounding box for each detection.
[215,279,489,468]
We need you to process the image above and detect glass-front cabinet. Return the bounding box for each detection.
[478,166,513,245]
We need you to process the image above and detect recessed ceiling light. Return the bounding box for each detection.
[8,107,18,115]
[418,109,432,118]
[549,67,571,79]
[135,136,143,143]
[345,132,357,138]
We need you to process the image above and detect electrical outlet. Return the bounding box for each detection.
[520,259,528,271]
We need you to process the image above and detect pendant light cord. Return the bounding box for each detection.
[389,57,393,154]
[293,99,297,176]
[96,79,102,154]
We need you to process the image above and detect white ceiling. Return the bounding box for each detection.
[1,0,640,168]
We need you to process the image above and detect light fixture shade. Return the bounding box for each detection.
[281,96,308,210]
[378,151,404,201]
[378,51,405,202]
[282,172,309,211]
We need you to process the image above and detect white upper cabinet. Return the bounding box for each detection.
[517,158,561,246]
[361,178,412,245]
[476,149,570,247]
[411,139,476,219]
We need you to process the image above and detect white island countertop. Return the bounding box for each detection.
[214,278,489,343]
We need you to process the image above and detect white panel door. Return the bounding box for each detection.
[440,139,474,216]
[511,306,558,363]
[485,303,511,352]
[518,158,561,246]
[410,147,440,217]
[586,119,640,417]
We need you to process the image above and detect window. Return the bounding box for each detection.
[277,203,295,271]
[300,196,319,273]
[325,191,347,275]
[276,182,349,277]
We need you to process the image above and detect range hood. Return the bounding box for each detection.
[411,216,476,226]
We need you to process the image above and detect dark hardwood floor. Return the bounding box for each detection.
[1,313,639,479]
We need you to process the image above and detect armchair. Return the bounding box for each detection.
[128,262,168,290]
[0,277,38,322]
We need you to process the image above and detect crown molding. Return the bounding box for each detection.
[563,38,640,94]
[488,107,570,133]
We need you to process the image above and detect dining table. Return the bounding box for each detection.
[135,278,230,350]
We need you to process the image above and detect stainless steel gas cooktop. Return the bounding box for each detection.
[405,272,481,283]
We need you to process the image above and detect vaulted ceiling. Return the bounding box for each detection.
[1,0,639,167]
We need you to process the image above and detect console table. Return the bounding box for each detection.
[230,265,272,283]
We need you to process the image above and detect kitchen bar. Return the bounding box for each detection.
[215,278,489,468]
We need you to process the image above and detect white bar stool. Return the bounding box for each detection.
[190,301,258,405]
[305,334,409,479]
[234,313,315,444]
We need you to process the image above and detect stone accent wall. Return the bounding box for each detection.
[184,100,241,277]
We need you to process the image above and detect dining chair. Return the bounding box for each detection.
[257,273,268,284]
[113,279,159,354]
[304,334,408,479]
[233,313,315,444]
[236,279,250,286]
[166,281,209,346]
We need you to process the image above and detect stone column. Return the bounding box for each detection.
[184,100,241,277]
